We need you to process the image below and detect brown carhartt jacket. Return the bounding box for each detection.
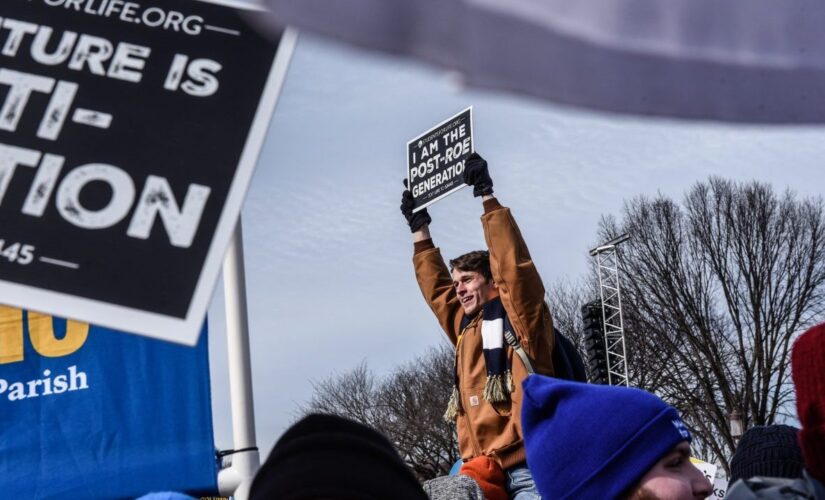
[413,198,555,469]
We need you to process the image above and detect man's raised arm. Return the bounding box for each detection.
[401,186,463,344]
[463,153,554,360]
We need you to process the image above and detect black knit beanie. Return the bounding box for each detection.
[249,414,427,500]
[729,424,804,484]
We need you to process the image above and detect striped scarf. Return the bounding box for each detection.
[444,297,514,421]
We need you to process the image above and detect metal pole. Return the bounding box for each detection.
[217,219,259,497]
[590,235,630,387]
[595,251,611,385]
[614,249,629,386]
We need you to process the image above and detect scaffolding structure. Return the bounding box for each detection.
[589,234,630,387]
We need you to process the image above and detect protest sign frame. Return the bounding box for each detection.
[0,0,297,345]
[406,106,474,213]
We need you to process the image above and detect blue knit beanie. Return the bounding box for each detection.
[521,376,691,500]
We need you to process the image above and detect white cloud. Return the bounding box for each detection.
[208,33,824,457]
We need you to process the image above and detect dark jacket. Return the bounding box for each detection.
[726,471,825,499]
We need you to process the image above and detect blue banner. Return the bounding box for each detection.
[0,307,217,498]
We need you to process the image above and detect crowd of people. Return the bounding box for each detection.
[245,326,823,499]
[249,154,822,500]
[148,154,825,499]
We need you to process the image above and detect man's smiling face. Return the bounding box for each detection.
[451,269,499,316]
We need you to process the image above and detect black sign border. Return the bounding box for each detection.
[406,106,474,213]
[0,2,297,346]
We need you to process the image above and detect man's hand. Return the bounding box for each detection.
[463,152,494,197]
[401,183,432,233]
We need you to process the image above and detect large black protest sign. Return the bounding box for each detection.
[407,107,473,212]
[0,0,294,345]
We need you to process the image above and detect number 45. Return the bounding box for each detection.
[0,241,34,265]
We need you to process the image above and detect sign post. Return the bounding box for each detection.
[0,0,293,345]
[406,107,473,212]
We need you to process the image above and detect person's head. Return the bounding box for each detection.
[249,414,427,500]
[728,425,804,484]
[792,321,825,484]
[449,250,498,315]
[521,376,712,500]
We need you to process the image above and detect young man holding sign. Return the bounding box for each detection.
[400,153,554,499]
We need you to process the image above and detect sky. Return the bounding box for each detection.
[205,30,824,458]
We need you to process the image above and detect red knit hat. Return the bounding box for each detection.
[792,322,825,483]
[460,456,508,500]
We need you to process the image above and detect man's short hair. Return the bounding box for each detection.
[449,251,492,281]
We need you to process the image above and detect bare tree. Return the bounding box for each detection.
[301,362,385,429]
[597,177,825,471]
[547,276,669,392]
[299,344,459,480]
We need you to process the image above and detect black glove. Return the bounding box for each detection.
[463,152,493,197]
[400,183,431,233]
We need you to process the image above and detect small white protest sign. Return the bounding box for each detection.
[690,457,727,499]
[407,107,473,212]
